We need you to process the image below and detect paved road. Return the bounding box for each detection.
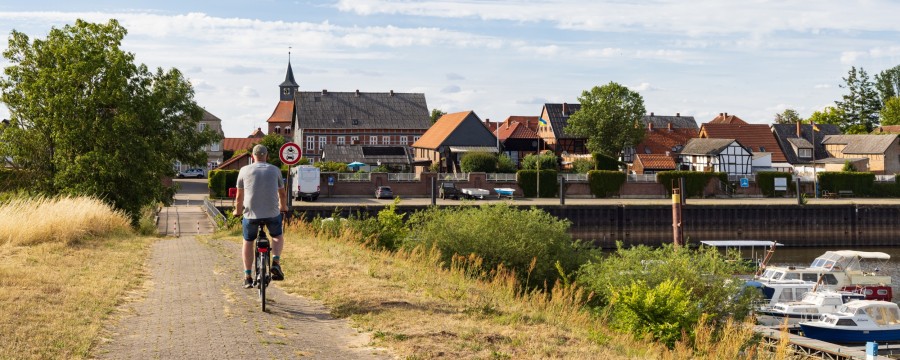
[97,178,392,359]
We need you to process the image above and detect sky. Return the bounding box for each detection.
[1,1,899,138]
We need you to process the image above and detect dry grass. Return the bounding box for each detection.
[0,196,152,359]
[0,196,132,246]
[251,221,770,359]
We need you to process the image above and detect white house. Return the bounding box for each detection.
[679,138,753,176]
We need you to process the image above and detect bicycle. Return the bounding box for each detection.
[254,226,271,312]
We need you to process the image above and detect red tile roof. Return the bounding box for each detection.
[266,100,293,123]
[412,111,472,149]
[503,116,539,131]
[700,123,787,162]
[874,125,900,134]
[635,128,699,154]
[708,113,748,125]
[497,121,541,141]
[635,154,676,170]
[214,152,251,171]
[222,137,260,152]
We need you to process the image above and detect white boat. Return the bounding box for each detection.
[756,289,866,326]
[756,250,892,301]
[460,188,490,199]
[799,300,900,343]
[748,280,817,309]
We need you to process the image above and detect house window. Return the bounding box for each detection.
[400,136,408,144]
[382,136,390,145]
[275,126,281,134]
[369,136,377,145]
[759,146,766,152]
[199,123,208,131]
[413,136,421,143]
[337,136,345,145]
[285,126,291,135]
[798,148,812,158]
[211,142,220,152]
[318,136,326,149]
[306,136,314,150]
[351,136,359,144]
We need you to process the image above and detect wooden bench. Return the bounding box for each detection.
[838,190,854,198]
[822,190,838,199]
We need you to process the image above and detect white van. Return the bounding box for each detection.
[292,165,321,201]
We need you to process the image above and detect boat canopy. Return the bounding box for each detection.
[811,251,890,271]
[700,240,782,247]
[831,250,891,260]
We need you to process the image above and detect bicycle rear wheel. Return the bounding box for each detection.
[258,252,268,312]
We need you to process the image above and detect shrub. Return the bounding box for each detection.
[315,161,349,173]
[342,199,408,251]
[592,152,622,171]
[428,161,441,173]
[656,171,727,198]
[497,154,517,173]
[817,171,875,195]
[460,151,497,173]
[587,170,626,198]
[405,204,589,288]
[516,169,558,197]
[521,152,558,170]
[755,172,793,197]
[572,158,595,174]
[611,279,699,348]
[208,170,227,198]
[841,160,857,172]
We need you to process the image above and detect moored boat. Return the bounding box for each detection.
[756,250,892,301]
[756,289,866,326]
[799,300,900,343]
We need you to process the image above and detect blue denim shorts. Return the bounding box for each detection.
[242,214,283,241]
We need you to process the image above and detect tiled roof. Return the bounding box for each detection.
[222,138,260,152]
[642,114,698,129]
[823,134,899,154]
[543,103,582,139]
[497,121,540,141]
[708,113,748,124]
[280,61,299,88]
[294,90,430,130]
[266,100,293,124]
[681,138,740,155]
[634,154,676,170]
[874,125,900,133]
[321,144,412,164]
[635,128,699,155]
[214,152,251,170]
[412,111,471,149]
[700,123,787,162]
[503,116,539,131]
[771,123,842,164]
[787,137,813,148]
[249,128,265,138]
[202,109,221,122]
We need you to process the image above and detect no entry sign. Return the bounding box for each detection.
[279,142,302,165]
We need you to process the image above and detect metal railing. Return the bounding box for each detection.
[727,174,756,182]
[561,173,589,182]
[203,198,225,229]
[876,174,897,182]
[437,173,470,181]
[388,173,419,182]
[487,173,517,182]
[337,172,372,182]
[627,174,657,183]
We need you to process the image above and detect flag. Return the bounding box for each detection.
[811,121,820,132]
[539,117,548,125]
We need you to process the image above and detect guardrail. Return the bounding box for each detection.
[203,198,225,228]
[487,173,517,182]
[561,173,588,182]
[876,175,897,182]
[337,172,372,182]
[727,174,756,182]
[627,174,657,183]
[388,173,419,182]
[437,173,470,181]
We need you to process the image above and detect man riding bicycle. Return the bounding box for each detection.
[233,144,287,288]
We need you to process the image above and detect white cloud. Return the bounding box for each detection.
[814,84,832,89]
[190,79,215,92]
[347,69,383,77]
[239,86,259,98]
[515,97,549,105]
[841,46,900,64]
[225,65,265,74]
[629,82,659,92]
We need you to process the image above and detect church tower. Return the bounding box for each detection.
[279,56,299,101]
[267,54,298,139]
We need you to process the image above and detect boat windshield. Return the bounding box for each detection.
[864,305,900,326]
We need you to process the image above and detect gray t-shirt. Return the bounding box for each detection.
[236,161,284,219]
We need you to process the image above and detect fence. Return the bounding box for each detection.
[337,172,372,182]
[627,174,657,183]
[487,173,517,182]
[388,173,419,182]
[203,198,226,228]
[436,173,470,181]
[561,173,589,182]
[727,174,756,182]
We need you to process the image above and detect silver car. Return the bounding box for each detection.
[177,168,206,178]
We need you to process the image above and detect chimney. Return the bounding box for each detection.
[389,90,394,96]
[667,122,673,131]
[322,89,328,95]
[796,121,801,137]
[650,112,654,117]
[665,151,671,157]
[355,89,360,97]
[725,112,728,117]
[648,122,654,131]
[676,112,680,117]
[562,102,569,116]
[719,112,724,117]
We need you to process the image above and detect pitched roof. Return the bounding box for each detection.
[503,116,539,131]
[266,100,294,124]
[202,109,221,122]
[413,111,471,149]
[412,111,497,150]
[542,103,582,139]
[642,114,698,129]
[874,125,900,134]
[280,61,299,88]
[680,138,740,155]
[321,144,412,164]
[787,137,813,148]
[634,154,676,170]
[222,137,260,152]
[708,113,748,124]
[294,90,430,130]
[635,127,699,155]
[700,123,787,162]
[497,121,541,141]
[214,152,251,170]
[822,134,899,154]
[249,128,265,138]
[771,123,842,164]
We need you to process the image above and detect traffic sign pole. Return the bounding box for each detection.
[279,142,302,223]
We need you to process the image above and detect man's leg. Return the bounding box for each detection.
[241,218,257,288]
[269,215,286,280]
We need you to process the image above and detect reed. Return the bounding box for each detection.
[0,195,131,246]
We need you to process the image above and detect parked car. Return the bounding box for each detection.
[375,186,393,199]
[439,182,462,200]
[177,168,205,178]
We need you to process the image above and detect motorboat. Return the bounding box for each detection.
[494,188,515,199]
[756,250,892,301]
[746,279,817,308]
[460,188,490,199]
[756,289,866,326]
[799,300,900,343]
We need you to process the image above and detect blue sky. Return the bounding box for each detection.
[1,1,899,137]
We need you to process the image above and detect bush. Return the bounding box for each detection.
[611,279,699,348]
[592,152,622,171]
[460,151,497,173]
[587,170,626,198]
[842,160,857,172]
[756,172,793,197]
[348,198,407,250]
[521,152,558,170]
[428,161,441,173]
[516,169,558,197]
[572,158,595,174]
[818,171,875,195]
[208,170,227,198]
[656,171,727,198]
[315,161,349,173]
[405,204,589,288]
[497,154,517,173]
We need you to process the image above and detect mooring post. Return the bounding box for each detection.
[796,177,802,205]
[559,175,566,205]
[679,177,686,205]
[430,176,436,206]
[672,188,683,248]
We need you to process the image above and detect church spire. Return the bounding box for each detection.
[279,48,299,101]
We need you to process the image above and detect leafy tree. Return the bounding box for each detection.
[520,151,557,170]
[565,82,646,157]
[496,153,517,173]
[808,106,845,127]
[835,66,882,133]
[429,108,446,123]
[257,133,285,167]
[0,19,218,222]
[459,151,496,173]
[881,97,900,126]
[773,108,802,124]
[314,161,349,172]
[572,158,595,174]
[842,160,857,172]
[875,65,900,104]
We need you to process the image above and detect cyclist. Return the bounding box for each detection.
[233,144,287,288]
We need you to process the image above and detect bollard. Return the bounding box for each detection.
[197,221,200,234]
[174,220,178,237]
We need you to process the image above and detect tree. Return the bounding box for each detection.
[875,65,900,104]
[520,151,557,170]
[835,66,882,133]
[774,108,802,124]
[565,82,646,157]
[496,153,517,173]
[430,108,446,123]
[257,133,286,167]
[881,97,900,126]
[459,151,497,173]
[808,106,845,127]
[0,19,218,222]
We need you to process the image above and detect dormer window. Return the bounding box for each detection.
[352,119,359,125]
[285,126,291,135]
[275,126,281,134]
[759,146,765,152]
[798,148,812,158]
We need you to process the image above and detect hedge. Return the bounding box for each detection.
[208,170,240,198]
[460,151,497,173]
[587,170,626,198]
[818,171,875,195]
[756,172,794,197]
[517,169,558,197]
[656,171,727,198]
[592,152,623,171]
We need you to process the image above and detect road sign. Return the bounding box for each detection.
[740,178,749,188]
[279,142,302,165]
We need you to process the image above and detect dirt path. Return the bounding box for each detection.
[95,206,392,359]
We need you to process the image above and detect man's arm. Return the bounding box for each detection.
[233,188,244,217]
[278,187,287,213]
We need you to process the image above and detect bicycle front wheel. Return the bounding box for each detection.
[258,253,268,312]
